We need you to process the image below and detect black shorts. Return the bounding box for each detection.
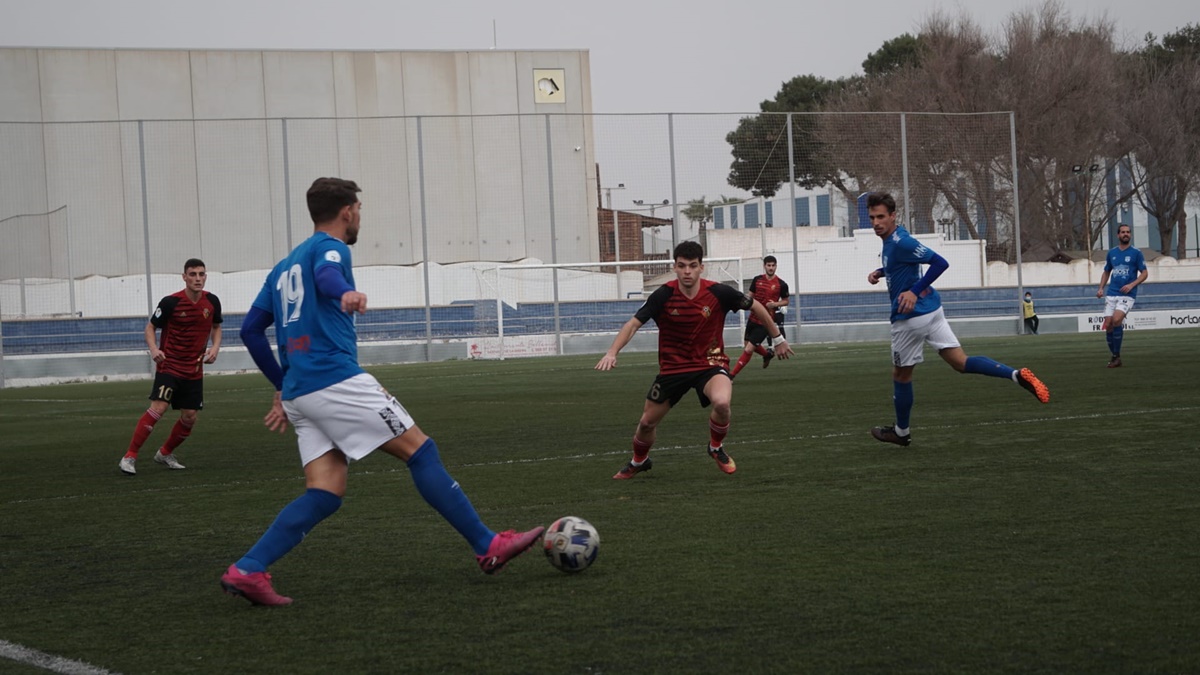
[743,318,785,346]
[647,367,729,408]
[149,372,204,410]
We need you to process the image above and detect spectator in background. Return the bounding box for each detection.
[1022,291,1039,335]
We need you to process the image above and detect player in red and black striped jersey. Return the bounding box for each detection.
[730,255,791,378]
[596,241,793,479]
[118,258,223,475]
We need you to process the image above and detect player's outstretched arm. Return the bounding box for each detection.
[596,317,644,370]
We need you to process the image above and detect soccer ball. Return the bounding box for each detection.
[542,516,600,573]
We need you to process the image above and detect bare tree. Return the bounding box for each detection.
[822,2,1140,258]
[1126,36,1200,257]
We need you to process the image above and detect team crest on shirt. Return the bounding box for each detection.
[203,308,210,319]
[1124,256,1130,262]
[701,305,712,318]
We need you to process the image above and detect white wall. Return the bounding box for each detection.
[0,48,599,281]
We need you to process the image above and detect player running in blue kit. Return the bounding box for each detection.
[222,177,543,606]
[1096,224,1148,368]
[865,192,1050,447]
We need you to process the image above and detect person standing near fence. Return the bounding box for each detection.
[730,255,791,378]
[1096,224,1148,368]
[864,192,1049,447]
[1022,291,1039,335]
[223,177,543,606]
[595,241,793,479]
[118,258,222,475]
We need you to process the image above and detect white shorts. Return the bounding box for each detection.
[1103,296,1136,318]
[283,373,416,467]
[890,307,961,368]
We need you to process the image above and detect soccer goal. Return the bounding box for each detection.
[471,257,745,359]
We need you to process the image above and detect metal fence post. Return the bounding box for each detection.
[282,117,294,252]
[138,120,155,376]
[416,116,433,361]
[900,112,911,229]
[668,113,680,249]
[787,113,801,334]
[545,114,563,354]
[1010,111,1025,334]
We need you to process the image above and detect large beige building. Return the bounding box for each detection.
[0,48,598,278]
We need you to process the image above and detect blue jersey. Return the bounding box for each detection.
[1104,246,1147,298]
[252,232,364,399]
[881,226,942,323]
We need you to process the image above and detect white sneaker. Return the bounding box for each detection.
[154,449,186,470]
[119,456,136,475]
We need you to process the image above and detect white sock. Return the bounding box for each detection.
[895,426,910,437]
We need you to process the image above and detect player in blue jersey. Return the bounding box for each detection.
[221,177,543,606]
[864,192,1050,447]
[1095,224,1148,368]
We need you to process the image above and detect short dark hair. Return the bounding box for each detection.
[307,177,361,224]
[763,255,777,264]
[674,240,704,262]
[184,258,205,272]
[867,192,896,214]
[1118,224,1132,233]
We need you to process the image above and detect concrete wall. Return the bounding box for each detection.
[0,48,598,282]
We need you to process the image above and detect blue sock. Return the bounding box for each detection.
[237,488,342,573]
[407,438,495,556]
[964,356,1016,380]
[1111,326,1123,356]
[893,381,913,431]
[1106,330,1115,355]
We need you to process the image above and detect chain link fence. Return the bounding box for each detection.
[1,111,1039,383]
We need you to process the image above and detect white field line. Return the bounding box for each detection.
[0,639,117,675]
[4,406,1194,508]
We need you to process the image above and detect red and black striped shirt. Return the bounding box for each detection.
[150,290,223,380]
[634,279,751,375]
[747,274,789,326]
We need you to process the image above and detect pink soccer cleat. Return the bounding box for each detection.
[476,527,546,575]
[220,564,293,606]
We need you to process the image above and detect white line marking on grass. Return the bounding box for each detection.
[5,406,1195,507]
[0,639,118,675]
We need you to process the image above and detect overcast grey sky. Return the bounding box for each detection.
[1,0,1195,114]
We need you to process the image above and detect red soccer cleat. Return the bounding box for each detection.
[707,445,737,474]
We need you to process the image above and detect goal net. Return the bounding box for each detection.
[470,257,745,359]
